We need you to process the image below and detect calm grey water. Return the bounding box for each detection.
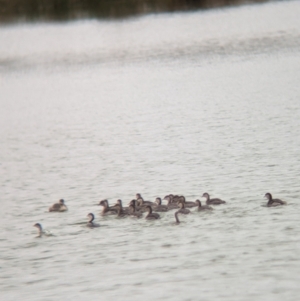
[1,1,300,300]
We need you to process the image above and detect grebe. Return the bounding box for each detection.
[49,199,68,212]
[202,193,226,205]
[115,203,130,218]
[265,193,286,206]
[136,193,143,200]
[177,201,191,214]
[153,197,168,212]
[145,205,160,220]
[112,199,131,213]
[87,213,100,227]
[178,196,197,208]
[129,199,146,212]
[33,223,53,237]
[128,204,143,218]
[163,194,174,202]
[137,197,156,207]
[174,211,181,224]
[98,200,117,215]
[195,199,213,211]
[164,195,180,209]
[168,195,183,204]
[129,199,141,210]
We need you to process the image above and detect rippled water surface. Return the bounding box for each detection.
[1,1,300,300]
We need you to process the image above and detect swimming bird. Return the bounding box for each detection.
[174,211,181,224]
[33,223,53,237]
[98,199,117,215]
[153,197,168,212]
[170,195,180,203]
[178,196,197,208]
[136,193,143,200]
[128,204,143,218]
[145,205,160,220]
[169,195,184,204]
[129,199,147,213]
[129,199,141,210]
[164,195,180,210]
[177,201,191,214]
[87,213,100,228]
[202,193,226,205]
[115,203,130,218]
[163,194,174,202]
[265,193,286,207]
[48,199,68,212]
[112,199,131,213]
[137,197,156,207]
[195,199,213,211]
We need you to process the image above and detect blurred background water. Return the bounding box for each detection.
[1,0,300,300]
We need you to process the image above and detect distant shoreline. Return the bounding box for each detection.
[0,0,269,23]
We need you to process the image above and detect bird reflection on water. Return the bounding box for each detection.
[0,0,269,23]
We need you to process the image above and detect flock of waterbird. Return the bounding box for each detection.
[33,192,287,236]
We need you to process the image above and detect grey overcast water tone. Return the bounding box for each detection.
[1,1,300,300]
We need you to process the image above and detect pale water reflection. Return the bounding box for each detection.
[1,1,300,300]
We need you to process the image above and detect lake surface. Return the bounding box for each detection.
[1,1,300,300]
